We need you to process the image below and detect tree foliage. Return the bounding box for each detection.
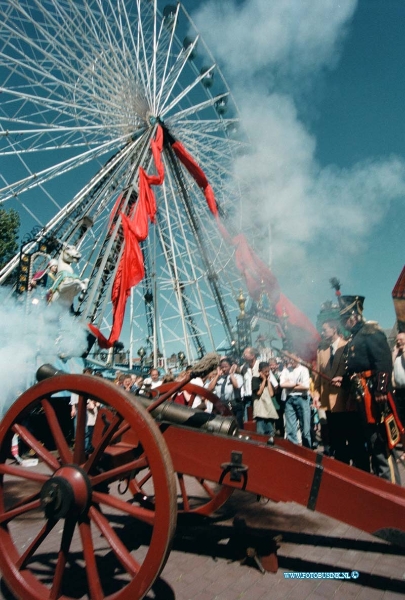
[0,208,20,270]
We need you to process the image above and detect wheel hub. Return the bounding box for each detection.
[40,465,92,519]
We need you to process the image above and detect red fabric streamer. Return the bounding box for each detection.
[172,140,219,216]
[231,232,319,360]
[89,214,144,348]
[89,126,164,348]
[171,135,319,361]
[233,233,280,305]
[274,293,320,361]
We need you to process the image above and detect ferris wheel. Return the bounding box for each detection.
[0,0,252,363]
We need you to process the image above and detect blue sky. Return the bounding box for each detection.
[314,0,405,327]
[185,0,405,330]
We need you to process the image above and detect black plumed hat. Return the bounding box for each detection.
[338,295,365,317]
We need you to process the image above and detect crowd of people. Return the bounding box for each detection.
[108,292,405,485]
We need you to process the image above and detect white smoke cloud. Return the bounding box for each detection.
[194,0,356,89]
[0,289,88,417]
[192,0,405,315]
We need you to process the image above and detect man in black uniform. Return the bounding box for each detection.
[333,295,399,483]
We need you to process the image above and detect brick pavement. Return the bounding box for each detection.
[146,485,405,600]
[1,462,405,599]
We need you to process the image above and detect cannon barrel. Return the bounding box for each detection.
[36,363,239,437]
[136,393,238,436]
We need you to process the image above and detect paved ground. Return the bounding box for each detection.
[1,452,405,599]
[150,488,405,600]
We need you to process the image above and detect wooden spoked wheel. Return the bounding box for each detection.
[0,374,177,600]
[130,382,234,516]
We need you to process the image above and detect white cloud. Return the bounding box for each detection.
[194,0,357,82]
[192,0,405,315]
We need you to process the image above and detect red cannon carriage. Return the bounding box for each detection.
[0,369,405,600]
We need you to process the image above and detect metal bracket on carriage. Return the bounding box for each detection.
[219,451,248,489]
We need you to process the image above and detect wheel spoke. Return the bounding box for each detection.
[92,491,155,527]
[41,398,73,465]
[0,490,41,514]
[89,456,148,488]
[12,424,60,471]
[0,463,49,483]
[110,421,131,443]
[137,469,152,488]
[89,505,140,577]
[177,474,190,512]
[73,395,88,465]
[78,518,104,600]
[0,498,41,524]
[84,413,123,474]
[50,516,77,600]
[198,479,216,499]
[16,518,57,570]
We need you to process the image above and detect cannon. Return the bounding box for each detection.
[0,370,405,600]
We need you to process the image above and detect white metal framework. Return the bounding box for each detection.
[0,0,250,362]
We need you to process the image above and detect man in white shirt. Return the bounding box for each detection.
[207,357,244,428]
[280,357,311,448]
[241,347,259,422]
[143,368,162,389]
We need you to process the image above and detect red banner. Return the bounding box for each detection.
[89,126,164,348]
[172,140,219,216]
[169,134,319,360]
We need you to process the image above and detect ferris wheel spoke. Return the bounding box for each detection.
[108,0,142,81]
[87,0,136,97]
[178,135,237,180]
[0,83,123,129]
[161,161,215,349]
[0,126,112,156]
[132,0,153,108]
[157,37,199,117]
[0,140,138,283]
[1,35,114,120]
[0,134,130,203]
[174,118,240,134]
[161,65,216,121]
[0,7,79,77]
[51,0,128,83]
[118,0,151,110]
[155,4,180,110]
[161,149,231,348]
[165,91,229,123]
